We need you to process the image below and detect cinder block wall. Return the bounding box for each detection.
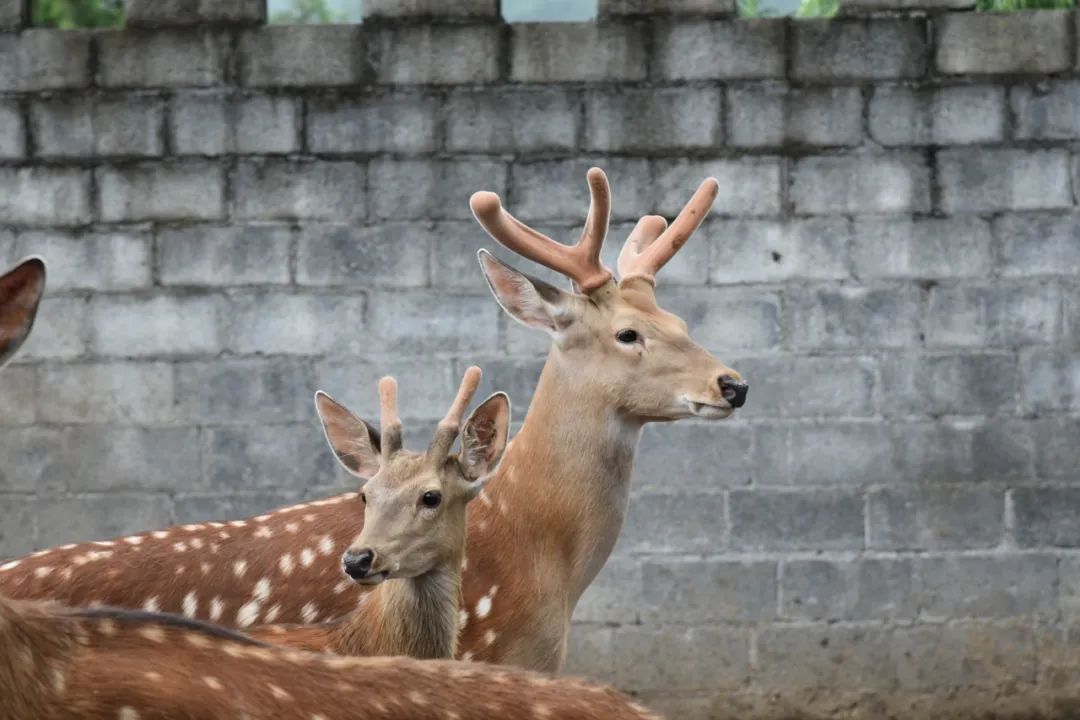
[1,0,1080,716]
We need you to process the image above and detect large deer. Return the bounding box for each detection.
[0,594,662,720]
[249,366,510,660]
[0,169,746,671]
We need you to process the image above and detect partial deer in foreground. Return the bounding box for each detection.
[250,366,509,660]
[0,256,45,368]
[0,169,746,672]
[0,594,662,720]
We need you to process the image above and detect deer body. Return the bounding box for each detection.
[0,170,747,672]
[0,595,662,720]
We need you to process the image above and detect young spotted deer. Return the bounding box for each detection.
[0,595,662,720]
[0,169,746,672]
[0,256,45,368]
[249,366,509,660]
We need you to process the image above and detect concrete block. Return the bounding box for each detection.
[1014,487,1080,548]
[883,353,1018,416]
[9,231,151,291]
[446,88,580,153]
[935,11,1071,75]
[31,95,164,158]
[0,100,24,158]
[572,557,643,624]
[782,558,917,621]
[727,85,863,148]
[307,92,438,155]
[15,297,88,361]
[1021,350,1080,412]
[40,426,198,493]
[893,622,1034,691]
[869,85,1006,146]
[315,357,459,423]
[755,420,891,486]
[97,163,225,222]
[841,0,973,11]
[0,366,36,425]
[654,20,784,80]
[172,492,310,525]
[634,422,753,493]
[655,158,782,217]
[1010,81,1080,140]
[98,29,226,87]
[729,490,864,551]
[757,626,895,693]
[38,494,172,547]
[0,428,60,491]
[791,154,931,214]
[926,283,1060,348]
[510,23,645,82]
[918,555,1056,619]
[232,160,366,221]
[203,425,341,490]
[175,359,315,424]
[788,286,920,350]
[429,221,510,290]
[938,149,1072,213]
[642,559,776,624]
[619,492,726,554]
[0,30,91,91]
[995,212,1080,277]
[792,19,927,81]
[364,0,498,18]
[658,287,782,352]
[296,223,429,288]
[125,0,265,27]
[887,418,1033,484]
[709,218,851,284]
[1058,558,1080,617]
[562,625,615,680]
[585,87,720,152]
[0,495,34,557]
[868,487,1004,550]
[368,291,500,356]
[610,626,750,693]
[1031,417,1080,481]
[852,216,992,280]
[37,362,175,425]
[238,26,368,87]
[158,225,292,286]
[88,294,224,357]
[226,292,367,356]
[372,24,500,85]
[601,0,736,16]
[0,0,26,29]
[0,168,91,226]
[510,158,650,222]
[370,159,505,221]
[171,93,299,155]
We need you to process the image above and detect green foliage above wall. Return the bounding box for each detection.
[33,0,122,27]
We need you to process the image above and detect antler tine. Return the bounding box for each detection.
[469,168,614,293]
[428,366,482,463]
[377,376,402,460]
[617,177,719,286]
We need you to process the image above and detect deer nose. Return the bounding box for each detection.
[719,375,748,408]
[342,549,375,580]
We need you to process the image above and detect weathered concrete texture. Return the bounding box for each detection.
[0,0,26,29]
[0,5,1079,719]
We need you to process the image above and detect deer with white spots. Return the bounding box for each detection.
[249,366,509,660]
[0,168,746,672]
[0,594,664,720]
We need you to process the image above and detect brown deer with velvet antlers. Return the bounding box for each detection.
[250,366,510,660]
[0,168,745,672]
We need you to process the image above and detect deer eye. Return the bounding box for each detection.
[615,329,639,344]
[421,491,442,509]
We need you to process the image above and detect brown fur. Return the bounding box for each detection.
[0,256,45,367]
[0,595,662,720]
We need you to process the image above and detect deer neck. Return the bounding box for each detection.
[496,349,641,604]
[331,548,463,660]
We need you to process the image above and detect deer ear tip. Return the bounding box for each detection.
[470,191,501,215]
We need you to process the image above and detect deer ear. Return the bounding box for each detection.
[0,257,45,368]
[460,392,510,490]
[477,250,577,337]
[314,391,382,481]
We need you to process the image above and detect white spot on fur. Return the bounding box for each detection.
[254,578,272,600]
[175,566,186,576]
[142,596,160,612]
[254,514,272,522]
[124,536,143,546]
[151,531,169,539]
[51,668,65,693]
[218,531,230,540]
[461,557,468,572]
[200,562,212,575]
[145,672,162,682]
[461,651,474,662]
[269,684,292,701]
[285,522,299,534]
[34,566,53,578]
[302,513,316,522]
[334,580,351,594]
[190,538,204,550]
[236,601,260,627]
[118,708,140,720]
[182,524,202,532]
[233,560,247,578]
[173,542,188,552]
[484,629,496,646]
[210,597,224,622]
[300,602,318,623]
[60,568,72,580]
[459,609,469,630]
[318,535,334,556]
[93,541,115,547]
[139,627,165,643]
[254,526,273,539]
[228,520,247,528]
[299,549,315,568]
[208,522,225,529]
[182,592,198,618]
[475,595,492,620]
[59,544,77,550]
[264,603,281,623]
[279,554,294,576]
[203,676,223,690]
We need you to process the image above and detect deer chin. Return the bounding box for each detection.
[354,571,391,586]
[684,397,734,420]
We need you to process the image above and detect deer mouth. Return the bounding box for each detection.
[354,570,390,586]
[686,398,733,419]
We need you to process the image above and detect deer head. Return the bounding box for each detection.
[471,168,747,423]
[0,257,46,368]
[314,367,510,585]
